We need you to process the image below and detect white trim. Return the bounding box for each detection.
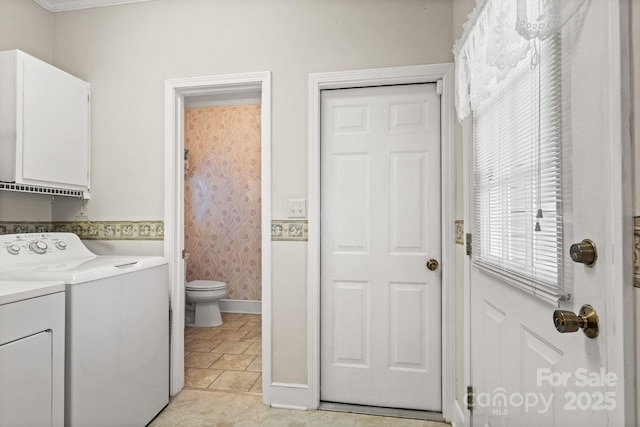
[461,118,473,427]
[219,299,262,314]
[164,72,272,406]
[184,98,262,109]
[269,383,310,411]
[307,64,457,419]
[164,81,184,395]
[440,66,457,422]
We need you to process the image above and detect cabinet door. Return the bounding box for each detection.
[22,54,89,189]
[0,331,53,427]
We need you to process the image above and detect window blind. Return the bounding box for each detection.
[472,36,565,304]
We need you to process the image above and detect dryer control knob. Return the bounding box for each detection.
[55,241,67,250]
[29,240,48,254]
[6,244,20,255]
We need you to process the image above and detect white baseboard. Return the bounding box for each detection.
[269,382,310,410]
[219,299,261,314]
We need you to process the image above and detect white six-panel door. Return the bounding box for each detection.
[320,84,442,411]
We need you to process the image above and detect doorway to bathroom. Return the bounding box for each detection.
[183,102,262,310]
[164,73,272,404]
[182,100,263,393]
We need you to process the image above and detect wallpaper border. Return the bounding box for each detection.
[0,221,164,240]
[271,220,308,241]
[2,219,309,241]
[455,220,464,245]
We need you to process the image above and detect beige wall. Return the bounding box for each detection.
[0,0,53,62]
[43,0,453,385]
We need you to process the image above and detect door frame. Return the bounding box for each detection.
[163,72,272,404]
[308,64,456,418]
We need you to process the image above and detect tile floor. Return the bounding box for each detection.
[183,312,262,394]
[150,389,450,427]
[155,312,450,426]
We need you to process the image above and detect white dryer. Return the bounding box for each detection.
[0,280,65,427]
[0,233,169,427]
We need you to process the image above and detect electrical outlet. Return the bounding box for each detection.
[287,199,306,218]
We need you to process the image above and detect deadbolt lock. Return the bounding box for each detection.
[569,239,597,267]
[426,259,439,271]
[553,304,599,338]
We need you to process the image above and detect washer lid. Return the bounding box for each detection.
[0,256,168,284]
[186,280,226,290]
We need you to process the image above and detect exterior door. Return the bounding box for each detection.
[469,1,632,426]
[320,83,442,411]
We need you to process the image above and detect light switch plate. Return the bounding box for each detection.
[287,199,306,218]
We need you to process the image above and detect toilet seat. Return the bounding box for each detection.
[186,280,226,291]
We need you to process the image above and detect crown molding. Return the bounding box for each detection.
[32,0,152,13]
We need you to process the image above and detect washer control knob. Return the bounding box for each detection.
[6,245,20,255]
[29,240,48,254]
[55,241,67,250]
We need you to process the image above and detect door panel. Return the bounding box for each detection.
[390,154,427,253]
[321,83,441,411]
[332,281,369,366]
[389,282,428,371]
[334,155,369,251]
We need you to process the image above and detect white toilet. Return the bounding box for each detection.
[185,280,227,327]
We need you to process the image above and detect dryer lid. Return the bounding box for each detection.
[186,280,226,290]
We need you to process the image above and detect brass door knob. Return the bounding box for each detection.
[553,304,599,338]
[426,259,439,271]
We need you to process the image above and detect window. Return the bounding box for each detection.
[472,35,564,303]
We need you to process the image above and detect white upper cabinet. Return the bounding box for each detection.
[0,50,90,195]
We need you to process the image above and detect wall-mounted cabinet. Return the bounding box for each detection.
[0,50,90,198]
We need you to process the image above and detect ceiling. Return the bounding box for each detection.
[32,0,152,12]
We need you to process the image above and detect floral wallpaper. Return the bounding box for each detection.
[184,105,261,301]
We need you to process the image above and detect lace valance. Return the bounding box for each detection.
[453,0,589,121]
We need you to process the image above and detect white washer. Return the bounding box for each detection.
[0,233,169,427]
[0,280,65,427]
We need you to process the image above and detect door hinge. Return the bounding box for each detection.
[466,233,472,256]
[467,385,474,412]
[436,79,443,95]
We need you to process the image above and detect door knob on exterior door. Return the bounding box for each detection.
[553,304,599,338]
[426,259,439,271]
